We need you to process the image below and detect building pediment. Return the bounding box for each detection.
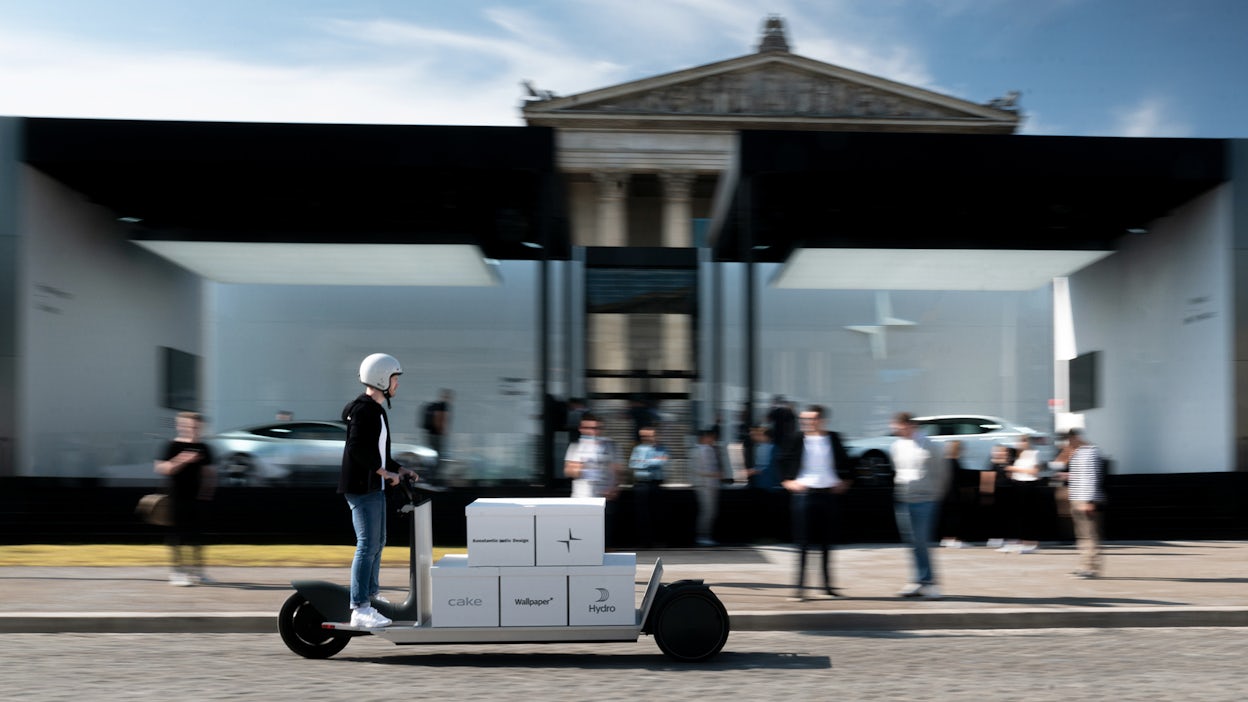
[524,51,1020,134]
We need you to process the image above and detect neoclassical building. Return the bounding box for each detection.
[518,17,1024,474]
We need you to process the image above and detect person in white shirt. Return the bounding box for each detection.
[778,405,853,601]
[564,412,622,547]
[890,412,951,600]
[564,412,620,501]
[1002,435,1046,553]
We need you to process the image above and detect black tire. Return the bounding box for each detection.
[224,453,254,486]
[859,450,894,486]
[278,592,351,659]
[651,586,730,662]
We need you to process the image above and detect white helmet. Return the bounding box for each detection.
[359,353,403,393]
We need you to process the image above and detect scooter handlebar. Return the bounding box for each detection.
[397,474,447,503]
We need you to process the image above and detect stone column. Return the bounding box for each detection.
[592,170,630,247]
[661,313,690,385]
[658,171,696,248]
[590,313,631,367]
[588,171,629,398]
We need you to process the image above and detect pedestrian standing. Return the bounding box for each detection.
[890,412,950,600]
[778,405,853,600]
[1002,435,1045,553]
[154,411,216,586]
[628,425,668,547]
[693,428,723,546]
[1059,429,1106,578]
[564,412,623,545]
[422,388,452,485]
[938,440,978,549]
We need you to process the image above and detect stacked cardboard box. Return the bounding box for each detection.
[431,497,637,628]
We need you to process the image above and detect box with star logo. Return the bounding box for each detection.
[534,497,605,566]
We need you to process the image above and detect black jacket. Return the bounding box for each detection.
[777,430,854,484]
[338,394,400,494]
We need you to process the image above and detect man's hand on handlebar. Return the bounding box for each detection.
[381,468,419,487]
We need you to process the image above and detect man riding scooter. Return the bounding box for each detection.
[339,353,419,629]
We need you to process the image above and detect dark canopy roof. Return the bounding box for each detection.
[21,118,570,261]
[711,130,1228,263]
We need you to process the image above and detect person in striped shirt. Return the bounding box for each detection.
[1059,429,1105,578]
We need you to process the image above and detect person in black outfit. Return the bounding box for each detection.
[983,444,1018,549]
[767,396,797,446]
[423,388,452,485]
[767,395,798,477]
[154,411,216,586]
[938,440,980,548]
[777,404,854,600]
[341,353,419,629]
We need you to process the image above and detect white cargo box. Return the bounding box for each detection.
[499,567,568,627]
[534,498,605,566]
[465,500,537,567]
[567,552,637,626]
[466,497,605,567]
[430,555,500,628]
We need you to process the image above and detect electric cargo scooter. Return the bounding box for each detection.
[278,478,730,662]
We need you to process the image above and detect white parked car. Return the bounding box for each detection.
[844,415,1054,486]
[207,420,438,486]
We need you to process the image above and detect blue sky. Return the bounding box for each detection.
[0,0,1244,137]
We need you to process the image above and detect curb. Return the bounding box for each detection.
[0,612,277,634]
[4,607,1248,634]
[729,606,1248,632]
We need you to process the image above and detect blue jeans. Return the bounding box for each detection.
[894,500,940,585]
[345,490,387,608]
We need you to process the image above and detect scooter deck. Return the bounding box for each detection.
[325,621,642,645]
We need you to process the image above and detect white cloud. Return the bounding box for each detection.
[0,11,631,126]
[1110,96,1193,138]
[559,0,936,90]
[798,37,934,90]
[0,27,497,124]
[0,2,941,126]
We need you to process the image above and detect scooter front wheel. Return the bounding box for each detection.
[279,592,352,659]
[649,582,730,662]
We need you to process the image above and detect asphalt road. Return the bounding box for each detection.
[5,628,1246,701]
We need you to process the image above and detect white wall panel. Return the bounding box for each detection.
[1069,185,1233,474]
[20,168,204,477]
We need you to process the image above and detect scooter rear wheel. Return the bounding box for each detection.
[279,592,351,659]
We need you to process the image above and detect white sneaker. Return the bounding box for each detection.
[169,572,193,587]
[919,584,942,600]
[1017,544,1038,554]
[350,606,392,628]
[985,538,1005,549]
[940,538,966,549]
[897,583,923,598]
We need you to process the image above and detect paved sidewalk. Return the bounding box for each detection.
[2,540,1245,633]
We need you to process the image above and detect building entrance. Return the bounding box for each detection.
[584,249,699,483]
